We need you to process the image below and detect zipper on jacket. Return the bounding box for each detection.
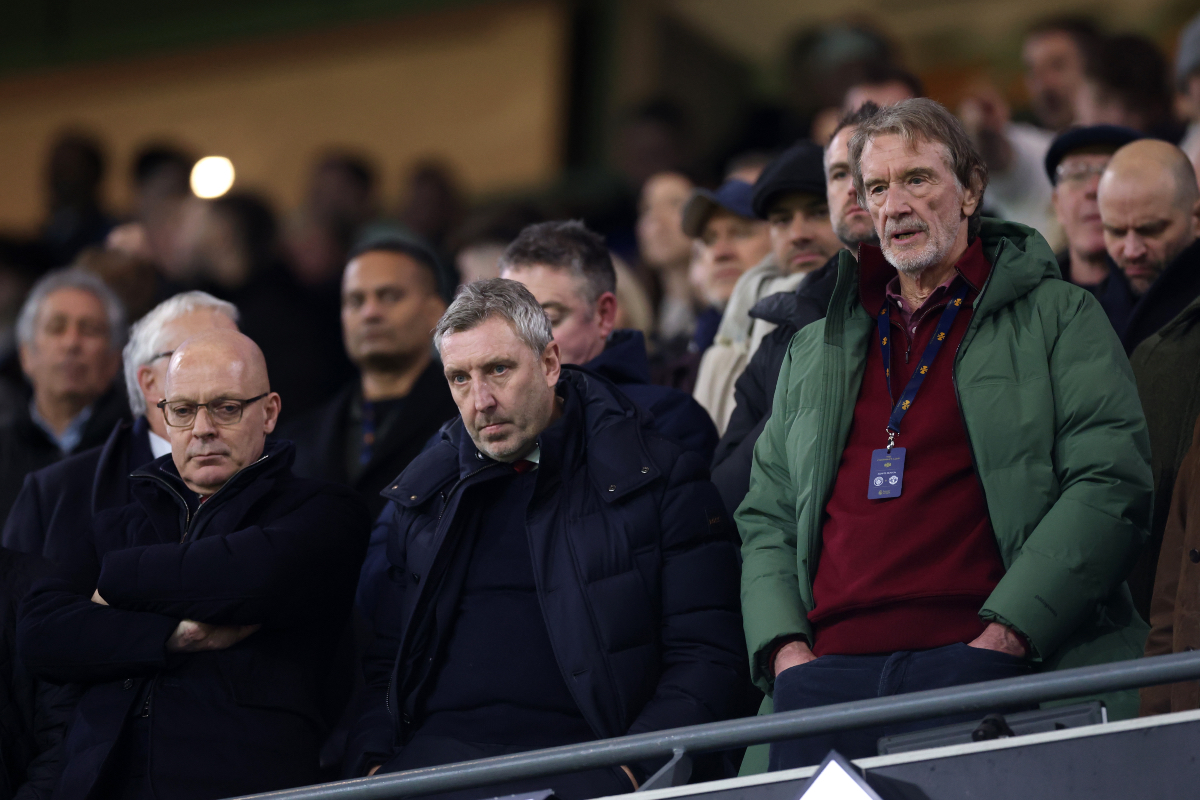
[133,453,270,542]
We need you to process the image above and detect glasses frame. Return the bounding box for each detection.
[157,393,269,428]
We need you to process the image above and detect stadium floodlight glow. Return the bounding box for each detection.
[190,156,235,199]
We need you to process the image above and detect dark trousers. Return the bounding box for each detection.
[769,642,1033,771]
[379,733,635,800]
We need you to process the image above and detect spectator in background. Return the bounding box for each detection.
[1044,125,1143,295]
[740,101,1151,770]
[39,133,116,269]
[724,151,775,185]
[681,180,772,353]
[447,201,544,287]
[637,172,698,349]
[2,291,238,565]
[0,269,127,526]
[346,280,746,796]
[397,160,465,253]
[18,329,370,800]
[842,63,922,114]
[1097,140,1200,352]
[309,151,379,235]
[711,102,880,515]
[501,221,718,462]
[1075,34,1177,139]
[1177,14,1200,172]
[693,142,842,435]
[73,246,159,323]
[281,239,455,520]
[1023,18,1098,132]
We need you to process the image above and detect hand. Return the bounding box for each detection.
[968,622,1028,658]
[90,589,108,606]
[620,765,638,789]
[958,85,1013,172]
[166,620,261,653]
[773,640,817,677]
[367,765,382,777]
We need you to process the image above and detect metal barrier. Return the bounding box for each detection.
[229,649,1200,800]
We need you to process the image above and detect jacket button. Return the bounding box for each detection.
[1190,549,1200,564]
[608,485,616,492]
[410,495,417,501]
[392,484,398,490]
[641,467,649,474]
[475,452,485,461]
[123,679,134,690]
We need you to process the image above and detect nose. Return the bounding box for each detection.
[472,381,497,414]
[1084,173,1101,199]
[789,215,812,244]
[881,187,911,222]
[191,405,219,438]
[710,235,736,262]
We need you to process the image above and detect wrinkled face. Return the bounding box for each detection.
[698,209,771,305]
[137,309,239,437]
[1051,152,1113,262]
[342,251,446,371]
[441,316,561,462]
[1099,173,1200,295]
[637,172,694,269]
[860,134,978,276]
[767,193,842,275]
[19,288,120,405]
[164,350,280,495]
[503,265,609,366]
[1023,31,1086,131]
[826,126,877,247]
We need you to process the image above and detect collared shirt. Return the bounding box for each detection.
[30,400,93,455]
[885,270,965,332]
[149,429,172,460]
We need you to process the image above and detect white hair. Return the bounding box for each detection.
[17,268,126,352]
[434,278,552,356]
[122,291,240,416]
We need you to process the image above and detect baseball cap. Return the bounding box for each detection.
[681,180,757,238]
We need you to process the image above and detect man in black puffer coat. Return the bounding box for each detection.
[347,280,747,799]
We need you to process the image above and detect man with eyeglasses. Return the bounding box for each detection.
[18,328,370,800]
[1044,125,1143,301]
[3,291,238,565]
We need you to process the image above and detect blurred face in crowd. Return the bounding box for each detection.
[767,193,842,275]
[637,172,694,270]
[502,264,615,366]
[342,251,447,373]
[1099,142,1200,295]
[137,309,239,439]
[843,81,916,114]
[826,125,878,248]
[859,134,980,277]
[163,330,281,495]
[1023,31,1087,131]
[697,209,771,306]
[440,316,561,463]
[20,288,120,410]
[1051,150,1114,264]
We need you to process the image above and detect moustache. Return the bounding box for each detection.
[187,445,231,459]
[884,217,930,238]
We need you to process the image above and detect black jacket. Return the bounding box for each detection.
[2,417,155,566]
[17,441,370,800]
[1100,237,1200,354]
[584,330,719,463]
[710,256,839,514]
[0,383,130,530]
[347,367,747,778]
[279,360,458,521]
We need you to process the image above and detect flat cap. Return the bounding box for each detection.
[1044,125,1144,185]
[751,141,826,219]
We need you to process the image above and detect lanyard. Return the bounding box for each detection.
[877,281,971,451]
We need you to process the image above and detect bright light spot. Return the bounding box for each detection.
[190,156,235,199]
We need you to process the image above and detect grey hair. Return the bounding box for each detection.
[434,278,552,356]
[849,98,989,239]
[16,268,127,353]
[122,291,240,416]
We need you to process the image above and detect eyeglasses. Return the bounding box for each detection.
[1056,162,1108,186]
[157,393,268,428]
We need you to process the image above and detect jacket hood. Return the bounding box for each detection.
[748,254,841,327]
[585,329,652,386]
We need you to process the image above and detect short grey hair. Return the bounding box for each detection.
[434,278,552,356]
[122,291,240,416]
[17,268,127,352]
[849,98,989,239]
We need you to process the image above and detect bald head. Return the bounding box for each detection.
[163,329,281,495]
[1099,140,1200,295]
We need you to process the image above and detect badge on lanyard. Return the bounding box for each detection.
[868,282,970,500]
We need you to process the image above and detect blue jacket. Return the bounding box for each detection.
[584,330,718,463]
[347,367,746,777]
[17,441,370,800]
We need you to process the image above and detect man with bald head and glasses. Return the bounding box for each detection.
[19,328,370,800]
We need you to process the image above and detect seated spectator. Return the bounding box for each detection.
[2,291,238,565]
[1178,14,1200,172]
[281,238,456,520]
[1143,415,1200,715]
[843,63,922,113]
[693,142,842,434]
[501,221,718,462]
[1097,140,1200,351]
[681,179,772,354]
[739,99,1151,771]
[711,102,880,514]
[17,329,370,800]
[39,133,116,269]
[1044,125,1143,295]
[1075,34,1178,140]
[637,172,698,349]
[0,269,128,526]
[346,279,746,798]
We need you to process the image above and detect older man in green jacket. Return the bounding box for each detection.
[738,99,1152,771]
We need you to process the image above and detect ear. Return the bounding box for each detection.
[542,340,562,388]
[261,392,282,435]
[960,172,983,219]
[595,291,618,339]
[136,364,160,411]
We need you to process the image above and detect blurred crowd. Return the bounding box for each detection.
[0,10,1197,800]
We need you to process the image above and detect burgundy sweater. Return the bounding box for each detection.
[809,238,1006,657]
